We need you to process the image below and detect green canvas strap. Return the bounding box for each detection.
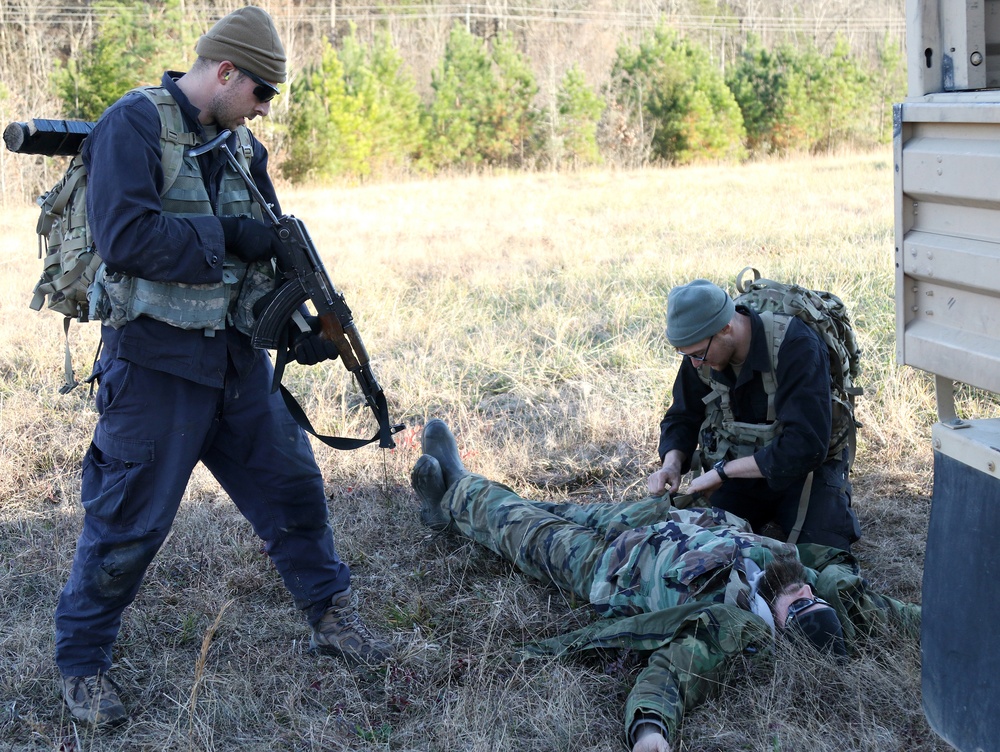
[786,470,814,545]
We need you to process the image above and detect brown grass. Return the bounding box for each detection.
[0,151,951,751]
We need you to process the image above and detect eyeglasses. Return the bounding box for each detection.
[236,66,280,103]
[676,335,714,364]
[784,596,830,626]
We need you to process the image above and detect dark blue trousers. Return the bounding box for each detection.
[54,351,350,677]
[708,449,861,551]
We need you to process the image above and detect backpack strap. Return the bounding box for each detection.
[736,265,760,294]
[38,251,102,306]
[58,317,78,393]
[785,471,814,546]
[36,158,86,238]
[231,125,264,222]
[756,310,791,422]
[233,126,255,162]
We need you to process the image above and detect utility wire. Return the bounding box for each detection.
[1,4,904,33]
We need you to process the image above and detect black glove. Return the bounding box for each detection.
[219,216,279,263]
[291,316,340,365]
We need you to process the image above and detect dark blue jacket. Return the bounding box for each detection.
[82,71,280,387]
[657,306,833,490]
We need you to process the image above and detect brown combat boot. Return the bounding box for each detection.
[62,672,128,727]
[310,588,393,665]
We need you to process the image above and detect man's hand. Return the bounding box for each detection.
[632,729,671,752]
[219,216,280,263]
[291,315,340,365]
[685,455,763,496]
[647,468,676,495]
[648,450,684,495]
[686,467,724,496]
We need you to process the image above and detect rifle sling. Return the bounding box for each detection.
[270,327,397,450]
[278,382,389,450]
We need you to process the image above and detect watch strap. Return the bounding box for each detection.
[714,459,729,482]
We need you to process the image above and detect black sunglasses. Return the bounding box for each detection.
[676,334,714,364]
[235,66,280,103]
[784,596,830,626]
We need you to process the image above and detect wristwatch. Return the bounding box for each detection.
[713,458,730,482]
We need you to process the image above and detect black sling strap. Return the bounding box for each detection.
[271,327,401,451]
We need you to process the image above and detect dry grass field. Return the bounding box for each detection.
[0,152,954,751]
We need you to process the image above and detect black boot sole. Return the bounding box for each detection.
[411,454,450,530]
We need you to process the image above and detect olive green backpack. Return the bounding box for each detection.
[729,266,863,467]
[29,88,196,391]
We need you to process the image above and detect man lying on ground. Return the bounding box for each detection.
[411,419,920,752]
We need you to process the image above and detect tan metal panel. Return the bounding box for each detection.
[908,0,943,96]
[910,201,1000,241]
[932,418,1000,475]
[902,230,1000,287]
[988,0,1000,87]
[903,316,1000,396]
[907,0,991,94]
[899,104,1000,126]
[941,0,987,90]
[895,96,1000,411]
[901,136,1000,204]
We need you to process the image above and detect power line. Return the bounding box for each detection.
[1,3,904,33]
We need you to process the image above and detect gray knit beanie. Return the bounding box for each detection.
[195,6,287,83]
[666,279,735,348]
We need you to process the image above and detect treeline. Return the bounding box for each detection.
[1,0,905,191]
[281,23,903,180]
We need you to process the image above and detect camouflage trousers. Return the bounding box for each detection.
[442,475,681,605]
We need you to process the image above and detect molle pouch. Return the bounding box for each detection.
[128,278,228,332]
[230,258,277,337]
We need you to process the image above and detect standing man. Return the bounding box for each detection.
[648,279,861,550]
[56,7,391,727]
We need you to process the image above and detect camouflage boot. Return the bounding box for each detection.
[411,454,451,531]
[310,588,392,665]
[62,672,128,727]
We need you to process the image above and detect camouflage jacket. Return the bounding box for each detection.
[587,505,796,618]
[526,544,921,748]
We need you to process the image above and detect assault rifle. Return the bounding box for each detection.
[190,130,403,450]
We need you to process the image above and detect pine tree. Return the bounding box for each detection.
[426,23,495,168]
[426,24,540,169]
[610,26,746,165]
[284,40,367,181]
[284,30,424,182]
[555,64,605,167]
[55,0,196,121]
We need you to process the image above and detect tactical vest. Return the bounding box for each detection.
[692,310,831,471]
[94,86,274,336]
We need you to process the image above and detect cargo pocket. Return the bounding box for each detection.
[82,432,155,530]
[84,352,156,532]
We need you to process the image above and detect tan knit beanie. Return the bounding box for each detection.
[195,6,287,83]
